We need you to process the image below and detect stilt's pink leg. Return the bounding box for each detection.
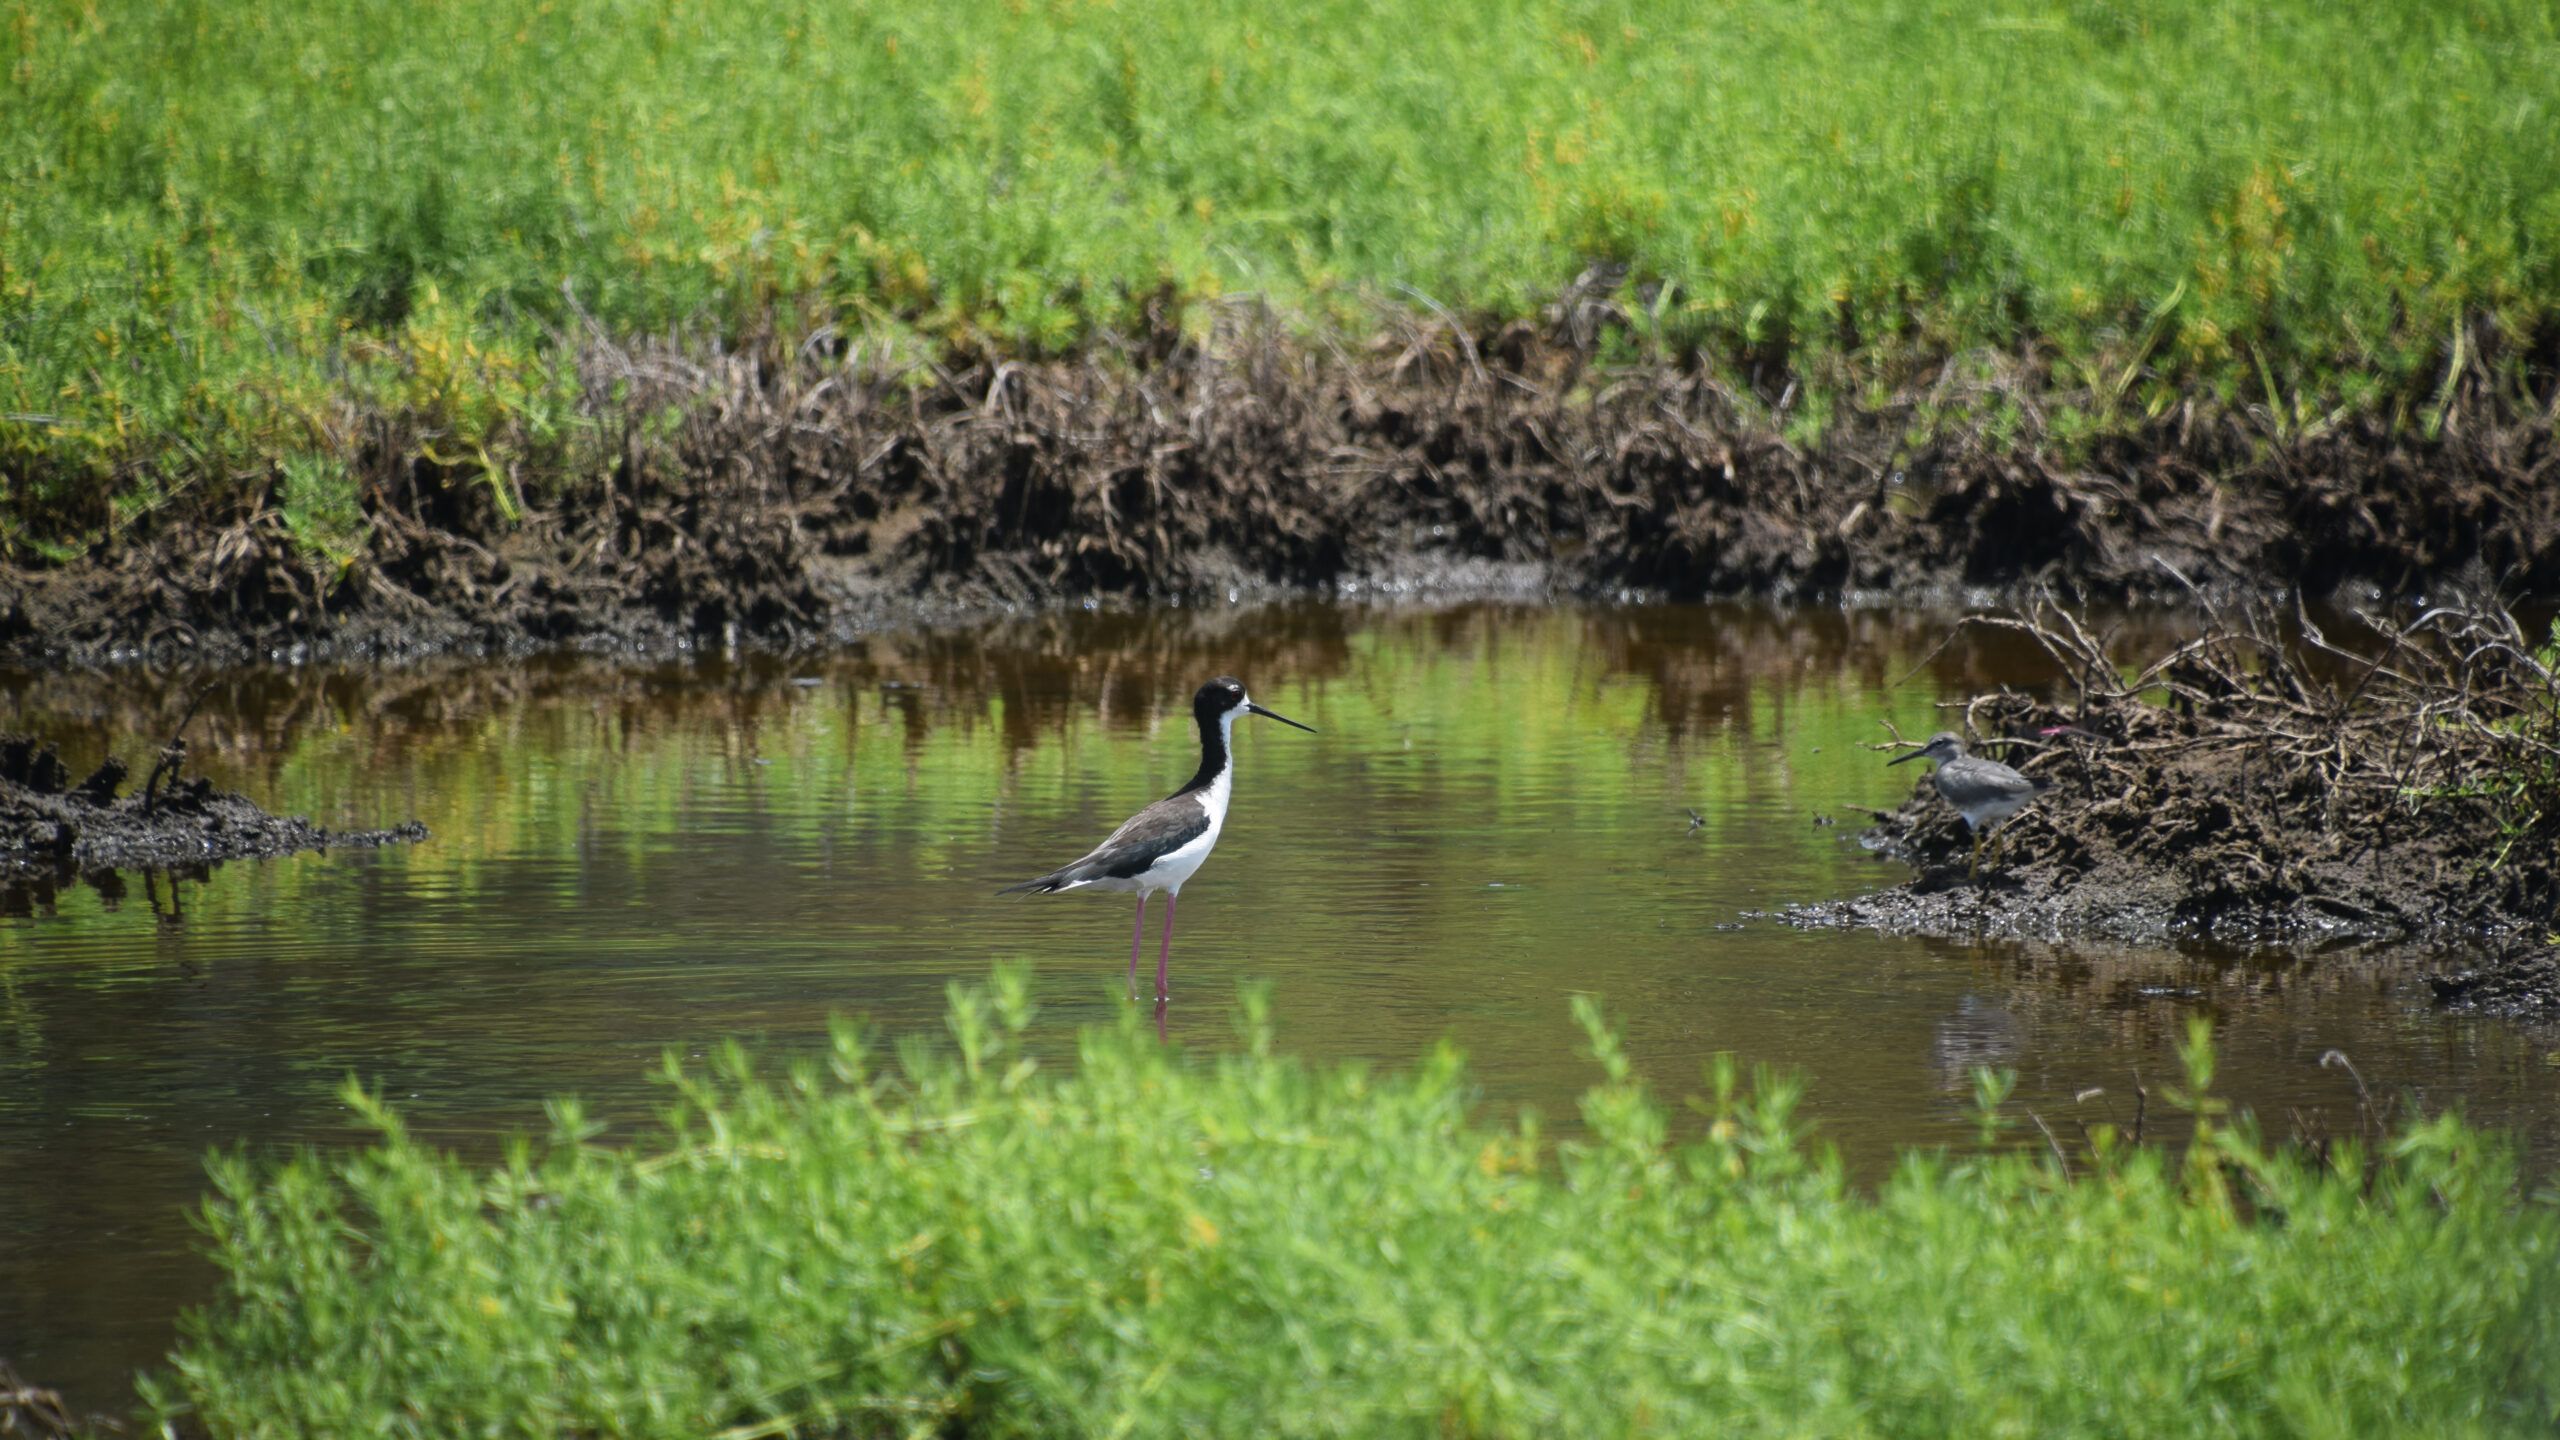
[1127,893,1148,999]
[1155,892,1179,1001]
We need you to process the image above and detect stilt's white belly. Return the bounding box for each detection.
[1137,813,1222,893]
[1143,766,1230,894]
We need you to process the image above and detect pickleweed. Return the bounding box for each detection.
[146,970,2560,1438]
[6,0,2557,554]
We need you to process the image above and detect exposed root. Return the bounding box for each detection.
[1801,586,2560,948]
[4,321,2555,667]
[0,1361,81,1440]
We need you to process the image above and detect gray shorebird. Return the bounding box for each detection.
[999,676,1314,1001]
[1888,730,2050,882]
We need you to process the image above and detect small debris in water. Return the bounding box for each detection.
[5,731,425,880]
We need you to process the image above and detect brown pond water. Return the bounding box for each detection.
[3,600,2556,1414]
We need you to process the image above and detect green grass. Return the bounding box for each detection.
[146,972,2560,1437]
[5,0,2559,549]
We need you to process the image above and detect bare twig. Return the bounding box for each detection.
[141,681,217,816]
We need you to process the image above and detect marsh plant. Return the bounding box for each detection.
[7,0,2558,548]
[151,972,2558,1437]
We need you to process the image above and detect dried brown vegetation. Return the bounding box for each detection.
[1804,586,2560,958]
[0,1360,80,1440]
[4,326,2555,666]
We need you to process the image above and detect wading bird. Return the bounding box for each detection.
[999,677,1314,1001]
[1888,730,2050,882]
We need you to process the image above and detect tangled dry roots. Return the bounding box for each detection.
[0,1360,80,1440]
[4,317,2556,664]
[1838,584,2560,943]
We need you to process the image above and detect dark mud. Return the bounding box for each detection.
[4,326,2555,668]
[1789,599,2560,989]
[1,732,425,886]
[1802,703,2554,943]
[2427,945,2560,1022]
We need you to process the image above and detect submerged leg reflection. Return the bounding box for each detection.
[1127,894,1148,999]
[1155,893,1179,1002]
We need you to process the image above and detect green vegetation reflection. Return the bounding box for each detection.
[5,607,1945,963]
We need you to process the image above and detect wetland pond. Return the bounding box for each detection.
[5,600,2556,1413]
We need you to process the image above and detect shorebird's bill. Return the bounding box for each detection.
[1245,702,1316,734]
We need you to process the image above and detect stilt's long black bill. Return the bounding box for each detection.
[1246,702,1316,734]
[1886,749,1923,766]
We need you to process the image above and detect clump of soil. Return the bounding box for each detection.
[3,314,2555,667]
[1,732,425,879]
[1794,595,2560,958]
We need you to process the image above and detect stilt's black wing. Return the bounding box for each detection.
[996,795,1209,894]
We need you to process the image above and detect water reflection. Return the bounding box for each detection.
[2,864,207,926]
[0,600,2548,1415]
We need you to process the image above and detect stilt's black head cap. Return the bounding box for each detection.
[1194,676,1315,733]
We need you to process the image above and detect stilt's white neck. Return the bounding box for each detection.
[1199,753,1233,824]
[1180,702,1240,817]
[1202,706,1238,821]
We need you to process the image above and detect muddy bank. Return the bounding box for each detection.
[4,325,2555,667]
[1,732,425,883]
[1790,598,2559,973]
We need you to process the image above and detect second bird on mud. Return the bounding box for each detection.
[1889,730,2051,883]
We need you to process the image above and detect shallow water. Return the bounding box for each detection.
[4,601,2554,1413]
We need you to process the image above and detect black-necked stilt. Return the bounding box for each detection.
[999,676,1315,1000]
[1888,730,2051,881]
